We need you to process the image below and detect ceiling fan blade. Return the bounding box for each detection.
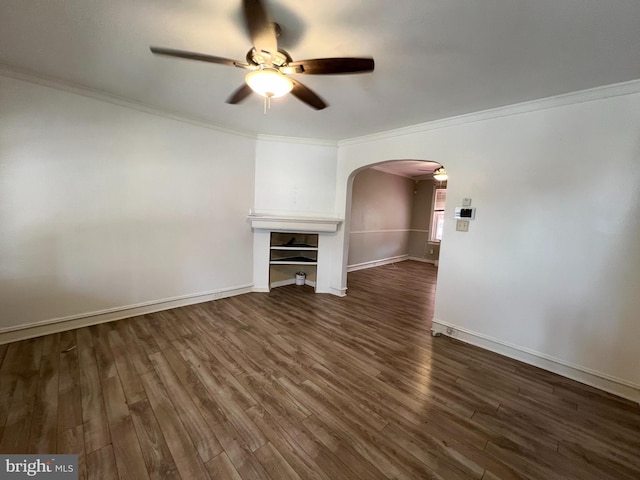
[290,78,327,110]
[287,57,375,75]
[242,0,278,58]
[150,47,250,68]
[226,84,254,104]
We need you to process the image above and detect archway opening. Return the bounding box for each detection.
[342,159,448,300]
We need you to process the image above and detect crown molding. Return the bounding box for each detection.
[256,134,338,147]
[4,62,640,148]
[338,78,640,147]
[0,63,256,140]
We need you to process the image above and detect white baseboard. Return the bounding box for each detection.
[347,254,409,272]
[0,284,253,345]
[407,256,437,265]
[431,319,640,404]
[324,286,347,297]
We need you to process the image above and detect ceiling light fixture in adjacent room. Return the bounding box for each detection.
[433,167,448,181]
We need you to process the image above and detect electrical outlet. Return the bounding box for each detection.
[456,220,469,232]
[446,327,457,336]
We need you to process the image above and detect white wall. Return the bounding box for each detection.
[252,137,339,293]
[0,74,256,334]
[254,137,337,216]
[334,87,640,399]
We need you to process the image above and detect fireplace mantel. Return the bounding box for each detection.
[247,214,342,233]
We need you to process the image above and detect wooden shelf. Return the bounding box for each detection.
[270,261,318,265]
[271,255,317,262]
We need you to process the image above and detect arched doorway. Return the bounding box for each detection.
[337,159,448,294]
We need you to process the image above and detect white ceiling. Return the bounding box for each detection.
[371,160,442,179]
[1,0,639,141]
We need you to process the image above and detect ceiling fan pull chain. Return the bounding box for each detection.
[263,94,273,114]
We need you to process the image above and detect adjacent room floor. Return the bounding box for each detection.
[1,261,638,479]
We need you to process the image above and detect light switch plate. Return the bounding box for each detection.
[456,220,469,232]
[462,198,472,207]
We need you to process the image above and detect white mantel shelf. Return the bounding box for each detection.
[247,214,342,233]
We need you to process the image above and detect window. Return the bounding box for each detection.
[430,188,447,242]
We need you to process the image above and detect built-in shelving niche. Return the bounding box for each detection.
[269,232,318,290]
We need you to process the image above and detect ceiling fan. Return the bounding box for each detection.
[150,0,374,110]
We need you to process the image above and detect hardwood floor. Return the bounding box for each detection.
[1,260,639,479]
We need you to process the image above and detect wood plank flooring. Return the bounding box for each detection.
[1,260,639,479]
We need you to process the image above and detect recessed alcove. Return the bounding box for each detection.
[248,214,343,292]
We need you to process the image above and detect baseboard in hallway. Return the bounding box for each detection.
[407,256,437,265]
[347,254,409,272]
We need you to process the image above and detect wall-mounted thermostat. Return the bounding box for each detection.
[455,207,476,220]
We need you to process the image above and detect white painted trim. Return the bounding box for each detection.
[0,64,254,140]
[339,78,640,146]
[0,284,253,345]
[252,287,271,293]
[247,214,342,233]
[431,319,640,404]
[325,286,347,297]
[347,255,409,272]
[408,256,436,265]
[5,63,640,146]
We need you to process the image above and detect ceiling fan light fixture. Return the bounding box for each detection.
[245,68,293,98]
[433,167,448,181]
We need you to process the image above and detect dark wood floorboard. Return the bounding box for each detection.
[1,260,639,479]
